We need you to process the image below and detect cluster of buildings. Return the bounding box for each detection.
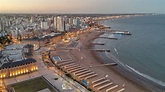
[0,14,93,79]
[0,14,92,79]
[0,44,38,79]
[0,14,90,41]
[0,13,143,79]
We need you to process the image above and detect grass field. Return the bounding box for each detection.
[12,77,55,92]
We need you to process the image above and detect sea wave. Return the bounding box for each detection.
[125,65,165,87]
[105,51,125,66]
[105,51,165,87]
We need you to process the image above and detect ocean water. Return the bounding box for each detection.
[102,15,165,87]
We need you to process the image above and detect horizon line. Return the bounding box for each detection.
[0,12,156,15]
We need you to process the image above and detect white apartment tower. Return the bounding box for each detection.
[41,20,49,30]
[73,17,81,28]
[57,16,65,32]
[54,16,57,29]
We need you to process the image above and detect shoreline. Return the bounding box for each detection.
[95,52,165,92]
[89,30,165,91]
[69,30,149,92]
[87,32,151,91]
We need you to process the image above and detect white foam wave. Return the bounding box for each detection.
[126,64,165,87]
[104,51,165,87]
[105,51,125,66]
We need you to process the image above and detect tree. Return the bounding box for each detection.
[0,36,11,46]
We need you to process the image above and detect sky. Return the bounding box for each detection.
[0,0,165,14]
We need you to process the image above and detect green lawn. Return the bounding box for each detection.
[12,77,55,92]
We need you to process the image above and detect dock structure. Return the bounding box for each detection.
[111,31,132,35]
[93,43,105,45]
[99,37,118,40]
[97,82,113,91]
[92,49,110,52]
[93,80,110,87]
[102,29,132,35]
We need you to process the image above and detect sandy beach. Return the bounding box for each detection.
[67,30,151,92]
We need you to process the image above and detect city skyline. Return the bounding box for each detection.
[0,0,165,14]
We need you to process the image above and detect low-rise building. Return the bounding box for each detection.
[0,58,38,79]
[2,44,34,62]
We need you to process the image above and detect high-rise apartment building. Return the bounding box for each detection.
[54,16,57,29]
[73,17,81,28]
[57,16,65,32]
[41,20,49,30]
[69,17,73,26]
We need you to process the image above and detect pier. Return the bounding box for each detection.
[99,37,118,40]
[111,31,132,35]
[101,29,132,35]
[92,49,110,52]
[93,43,105,45]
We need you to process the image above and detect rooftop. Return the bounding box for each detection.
[0,58,37,69]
